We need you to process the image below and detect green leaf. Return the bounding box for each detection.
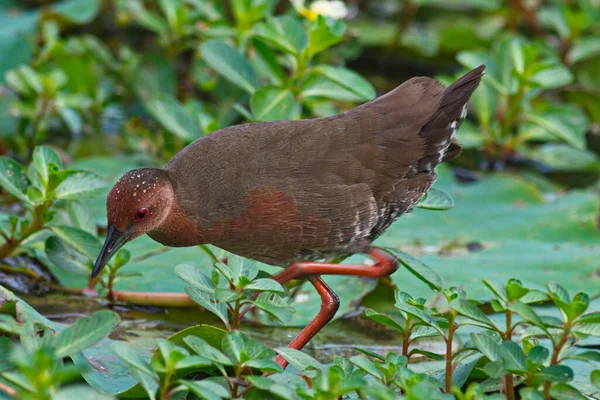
[470,331,502,361]
[568,37,600,64]
[499,341,527,373]
[111,341,159,400]
[68,201,97,236]
[529,59,573,89]
[222,331,244,364]
[251,86,298,122]
[416,188,454,210]
[33,146,62,188]
[52,0,101,24]
[408,348,444,361]
[49,310,120,359]
[384,248,442,291]
[252,16,307,56]
[510,37,526,75]
[364,309,406,332]
[527,144,600,172]
[538,365,574,383]
[252,292,295,323]
[570,292,589,319]
[244,278,285,293]
[519,387,544,400]
[306,16,345,57]
[522,105,589,151]
[50,225,101,260]
[508,301,545,328]
[506,278,529,301]
[394,303,444,337]
[243,359,283,373]
[54,385,115,400]
[178,380,230,400]
[527,346,549,366]
[275,348,321,372]
[252,39,285,85]
[175,264,215,294]
[312,65,376,102]
[349,355,384,380]
[183,335,233,366]
[566,350,600,363]
[201,40,257,94]
[481,360,507,378]
[175,355,213,370]
[45,236,91,275]
[54,171,107,200]
[184,287,229,327]
[578,312,600,324]
[144,93,203,141]
[0,157,31,205]
[549,383,588,400]
[451,298,495,328]
[592,370,599,389]
[482,279,507,302]
[353,346,386,361]
[573,323,600,336]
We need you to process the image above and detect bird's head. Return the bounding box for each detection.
[92,168,174,278]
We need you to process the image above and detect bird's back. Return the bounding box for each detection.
[165,66,485,265]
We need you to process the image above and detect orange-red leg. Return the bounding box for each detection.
[271,247,398,369]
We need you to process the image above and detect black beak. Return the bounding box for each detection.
[92,225,129,279]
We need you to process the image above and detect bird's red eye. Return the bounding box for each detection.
[135,208,149,221]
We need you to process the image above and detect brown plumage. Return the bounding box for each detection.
[93,66,485,368]
[93,65,485,276]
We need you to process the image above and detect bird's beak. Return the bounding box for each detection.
[92,225,129,279]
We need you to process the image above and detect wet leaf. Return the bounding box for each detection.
[0,157,31,205]
[184,335,232,366]
[275,348,321,373]
[32,146,62,188]
[416,188,454,210]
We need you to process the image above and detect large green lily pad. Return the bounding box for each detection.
[377,167,600,300]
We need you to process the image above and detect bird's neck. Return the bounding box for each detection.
[147,193,206,247]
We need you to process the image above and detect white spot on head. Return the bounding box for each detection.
[460,105,468,119]
[133,192,137,196]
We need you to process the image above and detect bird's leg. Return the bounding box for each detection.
[270,247,398,369]
[272,247,398,285]
[273,276,339,369]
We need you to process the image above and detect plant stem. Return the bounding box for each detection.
[503,310,516,400]
[388,0,419,51]
[0,382,16,397]
[500,83,525,144]
[402,318,410,357]
[199,244,219,263]
[109,291,196,307]
[0,263,46,281]
[0,205,47,260]
[445,314,456,393]
[543,329,569,399]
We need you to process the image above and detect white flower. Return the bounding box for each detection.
[291,0,349,21]
[309,0,348,20]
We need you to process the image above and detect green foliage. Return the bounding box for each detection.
[0,1,599,399]
[176,254,293,330]
[0,146,107,279]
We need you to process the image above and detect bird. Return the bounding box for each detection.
[92,65,485,368]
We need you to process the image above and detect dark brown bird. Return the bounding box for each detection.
[93,65,485,367]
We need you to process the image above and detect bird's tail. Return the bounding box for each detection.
[420,64,486,163]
